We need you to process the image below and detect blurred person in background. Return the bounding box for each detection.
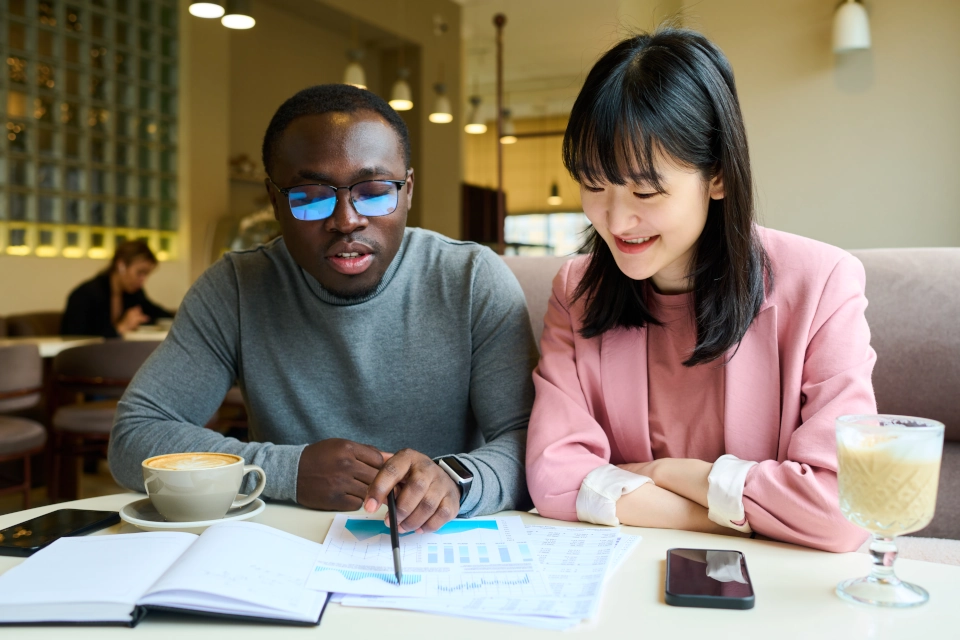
[61,239,173,338]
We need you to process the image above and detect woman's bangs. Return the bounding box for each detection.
[564,88,665,192]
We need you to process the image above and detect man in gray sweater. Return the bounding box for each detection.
[109,85,537,532]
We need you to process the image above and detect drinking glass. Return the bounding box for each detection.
[835,414,944,607]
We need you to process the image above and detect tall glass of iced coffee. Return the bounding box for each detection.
[836,414,944,607]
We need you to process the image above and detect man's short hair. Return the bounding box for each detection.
[261,84,412,178]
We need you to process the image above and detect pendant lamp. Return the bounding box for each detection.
[189,2,225,18]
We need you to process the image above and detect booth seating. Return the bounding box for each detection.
[501,248,960,558]
[4,312,63,337]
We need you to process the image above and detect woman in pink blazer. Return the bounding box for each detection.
[526,29,876,552]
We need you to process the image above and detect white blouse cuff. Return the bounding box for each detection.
[707,454,758,533]
[576,464,653,526]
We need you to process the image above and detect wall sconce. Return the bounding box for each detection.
[833,0,870,52]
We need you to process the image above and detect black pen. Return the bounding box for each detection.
[387,489,403,585]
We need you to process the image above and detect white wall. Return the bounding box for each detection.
[684,0,960,249]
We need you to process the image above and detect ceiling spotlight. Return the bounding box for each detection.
[221,0,255,29]
[390,68,414,111]
[465,96,487,134]
[189,2,225,18]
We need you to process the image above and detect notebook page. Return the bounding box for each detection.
[0,532,196,622]
[140,521,324,615]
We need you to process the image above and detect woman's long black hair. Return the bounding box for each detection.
[564,28,771,366]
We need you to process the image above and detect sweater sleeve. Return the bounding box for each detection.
[450,250,539,517]
[108,258,306,502]
[742,254,876,552]
[526,262,616,521]
[137,291,174,320]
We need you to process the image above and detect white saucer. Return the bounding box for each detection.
[119,497,266,534]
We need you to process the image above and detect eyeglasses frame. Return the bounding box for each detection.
[266,175,410,220]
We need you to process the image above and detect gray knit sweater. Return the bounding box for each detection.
[108,228,538,515]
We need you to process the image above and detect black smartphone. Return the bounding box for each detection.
[665,548,755,610]
[0,509,120,557]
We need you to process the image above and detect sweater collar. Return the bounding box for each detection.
[297,229,411,306]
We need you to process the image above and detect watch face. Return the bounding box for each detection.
[442,457,473,481]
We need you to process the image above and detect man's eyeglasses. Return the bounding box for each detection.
[268,177,407,221]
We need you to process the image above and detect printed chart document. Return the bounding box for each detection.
[324,518,641,628]
[307,515,547,598]
[0,521,328,627]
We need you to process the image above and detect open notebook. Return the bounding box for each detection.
[0,520,328,626]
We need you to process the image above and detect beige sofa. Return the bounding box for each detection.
[502,248,960,561]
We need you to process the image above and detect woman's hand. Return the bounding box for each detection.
[115,305,150,335]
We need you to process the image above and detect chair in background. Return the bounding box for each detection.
[851,248,960,541]
[49,340,159,501]
[6,311,64,337]
[0,344,48,508]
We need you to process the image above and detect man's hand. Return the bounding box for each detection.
[363,449,460,533]
[297,438,385,511]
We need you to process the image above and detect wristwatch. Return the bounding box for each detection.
[437,456,474,506]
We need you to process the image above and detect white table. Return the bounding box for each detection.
[0,336,103,358]
[123,327,169,341]
[1,493,958,637]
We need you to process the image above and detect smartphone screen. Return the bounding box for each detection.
[665,548,754,609]
[0,509,120,557]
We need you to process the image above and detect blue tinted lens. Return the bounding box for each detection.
[353,182,399,217]
[288,185,335,220]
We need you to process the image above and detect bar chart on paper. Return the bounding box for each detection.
[307,515,549,597]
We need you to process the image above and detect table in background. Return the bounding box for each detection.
[0,336,104,358]
[1,494,957,638]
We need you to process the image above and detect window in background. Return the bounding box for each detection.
[504,213,590,257]
[0,0,179,259]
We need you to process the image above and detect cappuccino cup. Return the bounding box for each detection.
[142,452,266,522]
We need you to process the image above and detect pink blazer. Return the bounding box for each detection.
[526,227,877,552]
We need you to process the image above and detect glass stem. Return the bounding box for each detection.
[868,534,900,584]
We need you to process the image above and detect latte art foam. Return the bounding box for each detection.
[145,453,239,470]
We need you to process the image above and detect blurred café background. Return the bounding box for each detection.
[0,0,957,513]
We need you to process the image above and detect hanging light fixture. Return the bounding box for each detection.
[465,96,487,134]
[221,0,255,30]
[833,0,870,52]
[500,109,517,144]
[389,67,413,111]
[343,21,366,89]
[343,50,366,89]
[189,1,225,18]
[547,182,563,206]
[429,83,453,123]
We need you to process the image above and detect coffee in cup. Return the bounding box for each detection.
[142,452,266,522]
